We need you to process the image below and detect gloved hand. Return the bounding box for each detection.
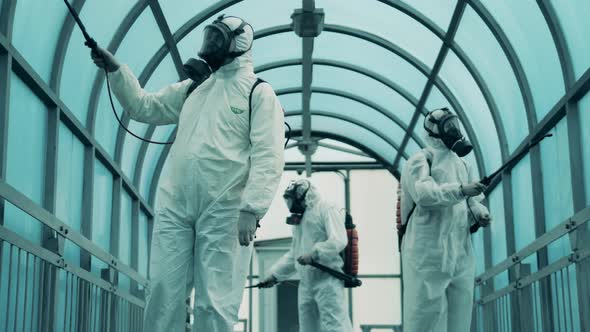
[238,211,257,246]
[90,46,121,73]
[297,253,315,266]
[477,212,492,227]
[259,275,278,288]
[461,182,487,197]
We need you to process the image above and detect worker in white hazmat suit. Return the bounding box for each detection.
[260,179,353,332]
[400,107,492,332]
[91,15,284,332]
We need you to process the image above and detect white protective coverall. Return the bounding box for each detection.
[109,17,285,332]
[269,181,353,332]
[400,133,489,332]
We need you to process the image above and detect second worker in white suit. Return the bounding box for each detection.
[261,179,353,332]
[91,15,285,332]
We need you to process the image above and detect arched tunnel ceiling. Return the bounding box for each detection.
[33,0,578,205]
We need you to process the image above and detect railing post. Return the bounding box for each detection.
[516,263,534,331]
[102,266,118,332]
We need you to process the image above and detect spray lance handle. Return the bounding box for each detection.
[63,0,97,51]
[479,133,553,187]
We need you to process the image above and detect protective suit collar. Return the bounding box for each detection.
[214,50,253,76]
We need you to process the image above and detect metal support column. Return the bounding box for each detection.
[107,177,122,332]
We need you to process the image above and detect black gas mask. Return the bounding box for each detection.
[283,181,310,225]
[183,15,252,95]
[424,108,473,157]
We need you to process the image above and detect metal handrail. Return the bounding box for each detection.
[0,180,149,287]
[475,206,590,285]
[0,224,145,307]
[476,246,590,305]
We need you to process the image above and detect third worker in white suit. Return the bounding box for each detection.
[400,108,492,332]
[260,179,353,332]
[91,15,284,332]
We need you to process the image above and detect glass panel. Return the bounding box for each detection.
[286,115,397,164]
[139,125,173,200]
[278,93,302,112]
[401,0,457,30]
[439,51,502,173]
[5,73,47,245]
[12,1,66,83]
[313,65,416,125]
[120,120,149,178]
[138,212,149,278]
[257,65,301,91]
[284,145,376,164]
[94,86,122,157]
[321,0,442,67]
[159,0,216,33]
[92,159,113,275]
[315,32,427,99]
[113,10,165,77]
[60,0,137,123]
[581,93,590,206]
[482,1,564,118]
[512,156,535,252]
[541,119,573,264]
[119,191,133,266]
[351,170,399,274]
[160,0,294,34]
[550,0,590,80]
[56,123,85,264]
[121,55,178,179]
[95,9,165,157]
[488,186,508,289]
[472,226,485,276]
[352,278,402,330]
[455,7,529,153]
[310,93,409,145]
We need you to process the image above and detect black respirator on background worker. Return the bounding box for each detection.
[424,107,473,157]
[183,15,252,95]
[283,181,310,225]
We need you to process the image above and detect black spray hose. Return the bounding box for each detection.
[66,0,293,147]
[64,0,176,144]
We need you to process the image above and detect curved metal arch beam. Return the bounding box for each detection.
[255,25,486,175]
[86,1,149,132]
[284,109,410,160]
[288,129,401,178]
[535,1,574,87]
[324,23,508,166]
[256,58,426,116]
[375,1,512,161]
[136,16,505,199]
[51,0,86,92]
[275,86,425,149]
[468,0,537,128]
[136,25,485,184]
